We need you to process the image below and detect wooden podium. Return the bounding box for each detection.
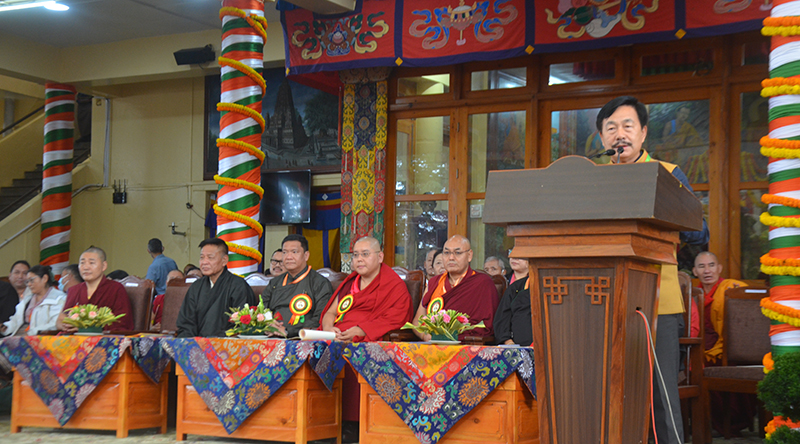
[484,156,703,444]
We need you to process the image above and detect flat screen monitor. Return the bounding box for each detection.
[260,170,311,225]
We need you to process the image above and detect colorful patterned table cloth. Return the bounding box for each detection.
[160,338,345,434]
[0,335,170,425]
[344,343,536,444]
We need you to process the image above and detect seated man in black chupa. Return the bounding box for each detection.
[176,238,254,337]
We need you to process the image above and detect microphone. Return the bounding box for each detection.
[589,149,616,159]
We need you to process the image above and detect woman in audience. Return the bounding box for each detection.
[506,254,529,284]
[2,265,66,336]
[432,249,446,276]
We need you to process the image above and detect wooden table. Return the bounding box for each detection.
[11,352,169,438]
[358,372,539,444]
[176,362,343,443]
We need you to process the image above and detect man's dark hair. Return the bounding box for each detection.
[147,238,164,254]
[199,237,228,255]
[29,265,56,287]
[107,269,129,280]
[272,249,283,256]
[10,260,30,273]
[282,234,309,252]
[596,96,649,132]
[62,264,84,283]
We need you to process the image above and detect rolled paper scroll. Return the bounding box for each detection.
[299,329,336,341]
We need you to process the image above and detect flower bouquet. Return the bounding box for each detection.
[401,309,485,342]
[225,295,285,337]
[62,304,125,333]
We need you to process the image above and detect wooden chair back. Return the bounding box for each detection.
[404,270,425,310]
[116,275,154,331]
[676,271,704,444]
[161,279,194,333]
[318,267,347,293]
[391,266,410,281]
[245,273,272,286]
[722,287,770,366]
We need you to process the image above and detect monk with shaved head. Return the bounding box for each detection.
[692,251,747,364]
[320,236,412,342]
[412,235,500,341]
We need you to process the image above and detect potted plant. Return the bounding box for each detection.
[225,295,285,338]
[401,309,485,342]
[62,304,125,334]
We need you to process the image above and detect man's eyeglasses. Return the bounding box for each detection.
[270,260,282,266]
[442,249,470,258]
[352,251,379,259]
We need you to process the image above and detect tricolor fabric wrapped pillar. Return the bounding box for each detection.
[214,0,266,276]
[40,83,76,279]
[759,0,800,438]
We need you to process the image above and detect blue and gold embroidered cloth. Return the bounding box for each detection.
[0,336,172,425]
[160,338,344,434]
[344,342,535,444]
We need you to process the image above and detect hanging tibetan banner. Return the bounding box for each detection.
[281,0,772,74]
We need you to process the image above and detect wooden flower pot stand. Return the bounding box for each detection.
[10,352,169,438]
[358,372,539,444]
[175,362,343,443]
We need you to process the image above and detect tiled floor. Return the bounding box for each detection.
[0,413,764,444]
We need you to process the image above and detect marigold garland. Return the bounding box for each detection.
[219,6,267,41]
[763,85,800,97]
[213,175,265,198]
[226,242,263,263]
[763,26,800,36]
[763,78,800,88]
[765,16,800,27]
[762,264,800,276]
[219,57,266,92]
[217,103,266,131]
[762,253,800,267]
[762,147,800,159]
[762,297,800,327]
[213,204,264,237]
[765,352,775,373]
[763,193,800,209]
[761,136,800,150]
[762,212,800,228]
[216,138,265,162]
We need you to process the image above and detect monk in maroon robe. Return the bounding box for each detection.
[320,237,412,342]
[57,247,134,332]
[413,235,500,340]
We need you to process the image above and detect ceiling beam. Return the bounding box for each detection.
[282,0,356,15]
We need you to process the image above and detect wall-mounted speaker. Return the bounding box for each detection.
[173,44,215,66]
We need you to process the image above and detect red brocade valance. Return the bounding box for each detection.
[280,0,770,75]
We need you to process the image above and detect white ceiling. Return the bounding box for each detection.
[0,0,283,48]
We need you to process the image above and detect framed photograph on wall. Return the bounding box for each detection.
[204,68,342,180]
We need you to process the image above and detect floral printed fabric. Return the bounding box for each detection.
[160,338,342,434]
[308,340,345,390]
[0,336,129,425]
[128,336,171,383]
[344,343,535,444]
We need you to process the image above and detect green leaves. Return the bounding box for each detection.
[62,304,125,328]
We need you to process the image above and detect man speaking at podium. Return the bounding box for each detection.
[596,96,709,444]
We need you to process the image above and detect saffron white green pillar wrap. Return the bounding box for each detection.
[214,0,266,276]
[40,83,76,279]
[759,0,800,437]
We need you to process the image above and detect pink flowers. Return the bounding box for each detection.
[230,312,240,322]
[456,315,468,324]
[256,313,265,322]
[439,310,451,323]
[70,313,79,320]
[88,311,97,319]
